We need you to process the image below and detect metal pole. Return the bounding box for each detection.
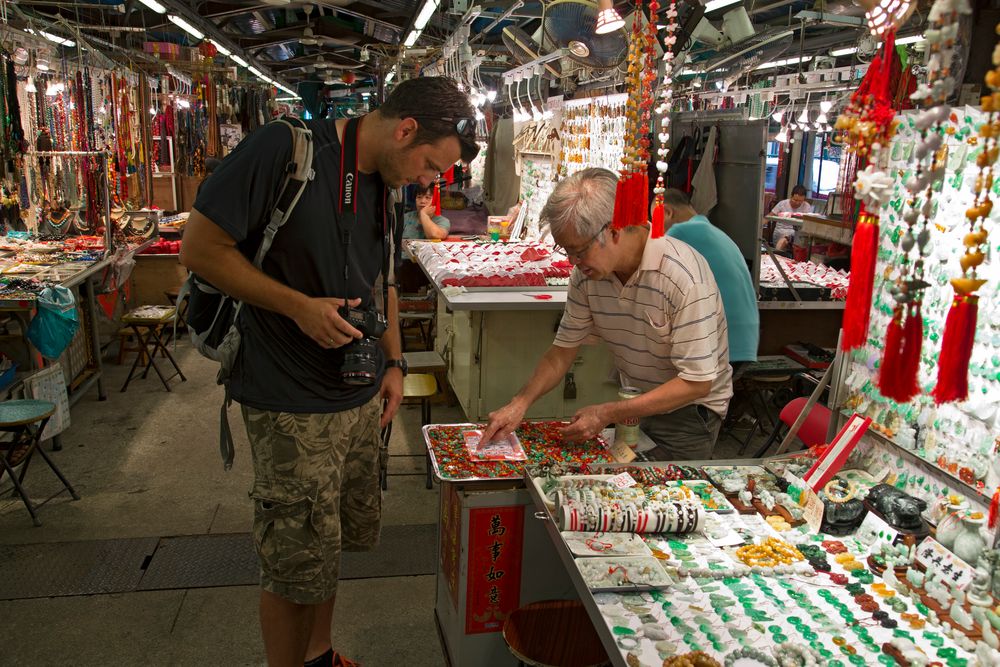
[773,362,834,455]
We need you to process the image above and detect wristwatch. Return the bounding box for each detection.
[386,358,408,376]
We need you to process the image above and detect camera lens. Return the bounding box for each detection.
[341,338,380,386]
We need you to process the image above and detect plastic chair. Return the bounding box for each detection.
[754,397,832,458]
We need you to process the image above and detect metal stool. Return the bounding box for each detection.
[502,600,610,667]
[0,399,79,526]
[377,372,438,492]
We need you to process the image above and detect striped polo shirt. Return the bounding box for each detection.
[554,234,733,417]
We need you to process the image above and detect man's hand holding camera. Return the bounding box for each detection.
[294,296,364,349]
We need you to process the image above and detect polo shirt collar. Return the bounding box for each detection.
[639,233,667,272]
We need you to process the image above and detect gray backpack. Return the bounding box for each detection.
[178,116,315,469]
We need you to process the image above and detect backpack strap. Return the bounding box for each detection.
[217,116,315,470]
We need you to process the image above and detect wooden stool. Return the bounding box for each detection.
[403,373,438,490]
[0,400,79,526]
[120,306,186,393]
[503,600,610,667]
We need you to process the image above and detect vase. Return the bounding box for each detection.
[936,501,967,550]
[953,515,988,565]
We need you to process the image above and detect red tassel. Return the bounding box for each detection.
[990,487,1000,530]
[651,202,665,238]
[898,303,923,400]
[932,294,979,404]
[877,302,922,403]
[612,176,626,230]
[432,181,442,216]
[840,213,879,350]
[878,309,905,400]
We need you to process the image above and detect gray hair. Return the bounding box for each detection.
[540,167,618,240]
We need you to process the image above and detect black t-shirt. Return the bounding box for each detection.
[193,118,390,413]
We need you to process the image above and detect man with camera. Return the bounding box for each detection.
[180,77,479,667]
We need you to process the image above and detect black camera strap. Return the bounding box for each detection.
[339,116,391,317]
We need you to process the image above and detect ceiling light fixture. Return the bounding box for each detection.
[771,110,783,122]
[775,128,788,143]
[231,54,248,67]
[27,29,75,48]
[754,55,813,70]
[857,0,915,37]
[830,46,858,57]
[896,33,925,45]
[168,15,205,41]
[797,108,809,124]
[137,0,166,13]
[595,0,626,34]
[820,100,833,113]
[816,112,828,124]
[404,29,421,47]
[704,0,742,12]
[413,0,440,31]
[208,39,231,56]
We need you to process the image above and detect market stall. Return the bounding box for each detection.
[522,444,1000,667]
[425,420,619,666]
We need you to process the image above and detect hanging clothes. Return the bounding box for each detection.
[483,117,519,216]
[690,125,718,216]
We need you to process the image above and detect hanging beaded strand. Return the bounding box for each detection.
[932,24,1000,403]
[651,0,678,238]
[878,0,971,402]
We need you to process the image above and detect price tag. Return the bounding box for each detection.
[857,511,899,547]
[915,537,976,590]
[802,486,824,533]
[609,440,637,463]
[607,472,638,489]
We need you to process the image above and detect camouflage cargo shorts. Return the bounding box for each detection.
[242,394,382,605]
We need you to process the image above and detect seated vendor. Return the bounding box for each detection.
[481,168,733,461]
[403,184,451,240]
[769,184,813,251]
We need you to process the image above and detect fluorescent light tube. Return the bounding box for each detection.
[230,54,248,67]
[248,66,264,78]
[168,15,205,40]
[754,55,812,70]
[27,29,75,48]
[208,39,231,56]
[413,0,439,31]
[404,30,421,47]
[896,34,925,45]
[830,46,858,57]
[704,0,742,12]
[138,0,167,13]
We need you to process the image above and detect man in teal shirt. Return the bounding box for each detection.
[661,189,759,373]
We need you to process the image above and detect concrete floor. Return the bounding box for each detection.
[0,343,462,666]
[0,341,769,667]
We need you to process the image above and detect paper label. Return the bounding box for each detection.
[607,472,638,489]
[462,430,527,461]
[915,537,976,590]
[802,486,825,533]
[609,440,637,463]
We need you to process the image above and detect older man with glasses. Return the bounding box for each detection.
[481,168,733,461]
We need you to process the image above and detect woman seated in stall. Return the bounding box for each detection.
[402,184,451,240]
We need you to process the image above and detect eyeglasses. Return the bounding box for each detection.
[409,115,476,138]
[554,222,610,261]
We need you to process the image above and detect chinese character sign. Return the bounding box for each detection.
[466,506,524,634]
